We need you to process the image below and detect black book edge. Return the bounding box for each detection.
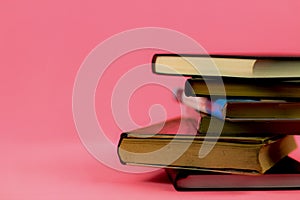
[153,53,300,62]
[117,132,128,165]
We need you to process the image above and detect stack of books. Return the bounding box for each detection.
[118,54,300,190]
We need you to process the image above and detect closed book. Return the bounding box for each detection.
[166,156,300,191]
[185,78,300,100]
[199,114,300,135]
[175,88,300,120]
[117,117,297,174]
[152,54,300,78]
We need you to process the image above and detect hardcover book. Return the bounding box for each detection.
[199,114,300,135]
[117,118,297,174]
[175,88,300,120]
[152,54,300,78]
[184,78,300,100]
[166,156,300,191]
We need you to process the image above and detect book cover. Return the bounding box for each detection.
[152,54,300,78]
[185,78,300,100]
[199,114,300,135]
[118,117,297,174]
[175,88,300,119]
[166,156,300,191]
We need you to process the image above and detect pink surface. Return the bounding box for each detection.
[1,0,300,199]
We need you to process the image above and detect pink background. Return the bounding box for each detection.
[2,0,300,199]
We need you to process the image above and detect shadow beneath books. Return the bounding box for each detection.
[144,169,171,185]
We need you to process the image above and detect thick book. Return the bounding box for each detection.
[152,54,300,78]
[199,115,300,135]
[185,78,300,100]
[117,118,297,174]
[166,156,300,191]
[175,88,300,120]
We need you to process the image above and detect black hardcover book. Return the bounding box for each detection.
[166,156,300,191]
[185,78,300,100]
